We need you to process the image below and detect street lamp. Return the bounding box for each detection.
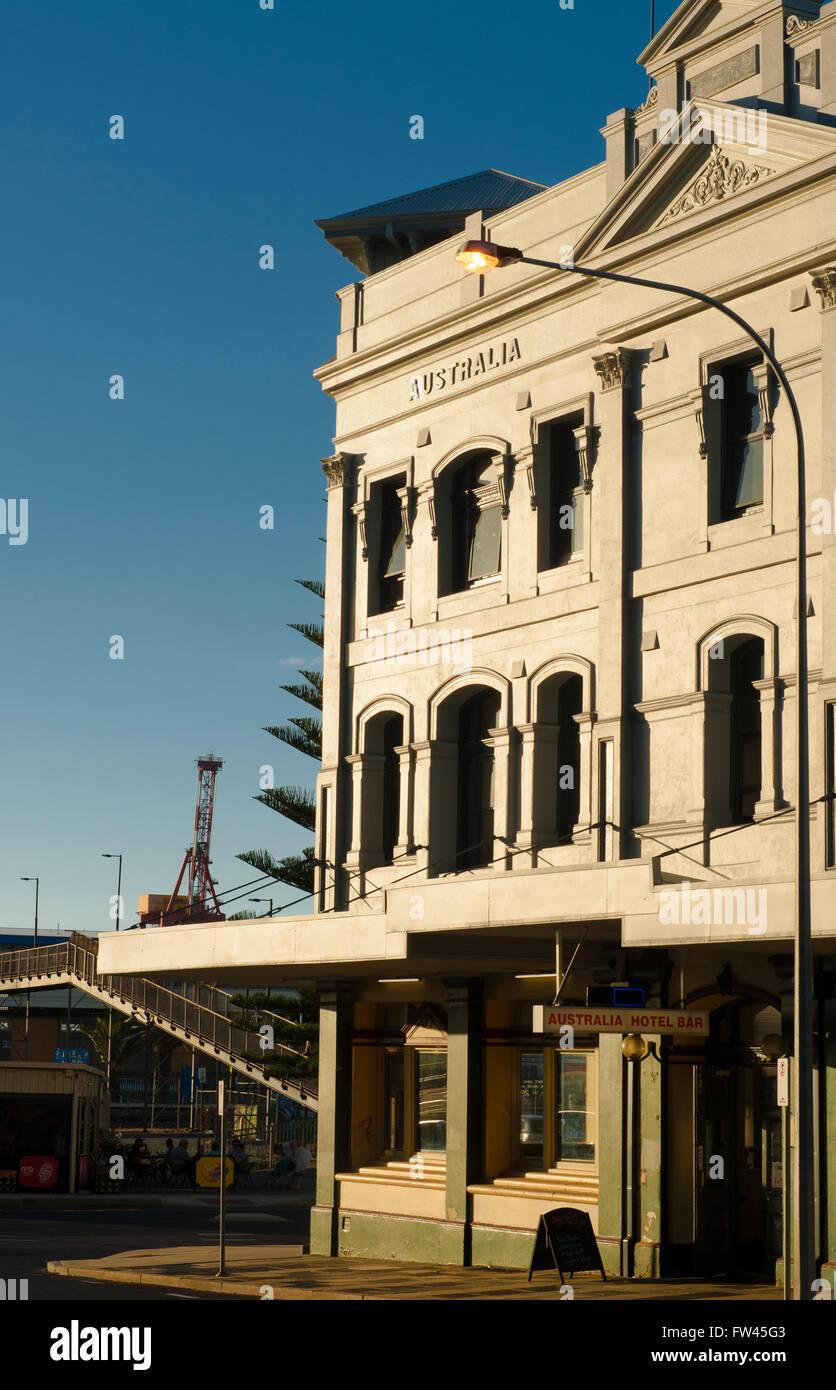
[249,897,274,917]
[20,877,39,1062]
[102,854,123,932]
[457,238,813,1299]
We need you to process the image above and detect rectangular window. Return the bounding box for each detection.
[598,739,614,861]
[384,1048,404,1153]
[548,416,585,568]
[376,477,407,612]
[555,1052,596,1162]
[469,503,502,581]
[519,1051,544,1165]
[415,1049,447,1152]
[718,358,765,520]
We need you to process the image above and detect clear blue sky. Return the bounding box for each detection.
[1,0,680,936]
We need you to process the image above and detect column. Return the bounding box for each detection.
[510,445,539,599]
[394,744,415,857]
[488,726,514,868]
[596,1033,625,1275]
[753,677,786,817]
[516,724,537,864]
[635,1039,664,1278]
[573,712,596,843]
[445,979,484,1266]
[592,347,634,859]
[309,984,354,1257]
[318,453,356,912]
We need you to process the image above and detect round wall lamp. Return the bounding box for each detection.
[622,1033,650,1061]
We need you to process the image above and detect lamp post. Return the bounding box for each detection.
[102,853,123,932]
[456,239,813,1298]
[20,877,39,1062]
[249,897,274,917]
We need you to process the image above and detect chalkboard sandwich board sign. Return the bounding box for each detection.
[527,1207,607,1282]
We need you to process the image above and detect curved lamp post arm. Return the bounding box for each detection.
[516,251,811,1298]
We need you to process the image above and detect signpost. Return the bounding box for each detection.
[217,1078,226,1278]
[528,1208,606,1283]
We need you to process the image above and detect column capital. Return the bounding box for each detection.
[322,452,356,488]
[811,267,836,312]
[592,347,633,392]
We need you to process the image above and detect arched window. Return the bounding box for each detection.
[457,689,501,868]
[452,454,502,591]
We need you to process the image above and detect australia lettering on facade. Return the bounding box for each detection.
[408,337,522,402]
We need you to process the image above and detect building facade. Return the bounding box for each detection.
[101,0,836,1280]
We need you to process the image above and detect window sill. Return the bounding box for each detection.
[535,559,591,594]
[707,510,773,550]
[437,583,506,620]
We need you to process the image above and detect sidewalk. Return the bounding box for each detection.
[0,1190,314,1212]
[46,1244,783,1300]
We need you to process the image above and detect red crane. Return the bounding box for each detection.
[151,756,225,926]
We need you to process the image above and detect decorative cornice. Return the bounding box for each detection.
[657,147,776,227]
[322,453,354,488]
[811,267,836,312]
[593,348,632,392]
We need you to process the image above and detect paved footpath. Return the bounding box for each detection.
[46,1244,783,1301]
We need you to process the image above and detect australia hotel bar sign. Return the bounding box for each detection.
[532,1005,710,1036]
[408,337,521,402]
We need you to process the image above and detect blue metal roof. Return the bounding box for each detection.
[318,168,546,225]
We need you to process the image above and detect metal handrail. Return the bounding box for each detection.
[0,936,317,1100]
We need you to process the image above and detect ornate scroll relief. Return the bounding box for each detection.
[811,268,836,312]
[593,348,632,392]
[636,86,659,114]
[397,486,415,548]
[786,14,812,35]
[657,147,776,226]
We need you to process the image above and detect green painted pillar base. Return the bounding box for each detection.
[634,1239,661,1279]
[309,1203,337,1256]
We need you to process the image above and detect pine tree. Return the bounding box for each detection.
[237,578,322,896]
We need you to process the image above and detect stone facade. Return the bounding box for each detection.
[99,0,836,1282]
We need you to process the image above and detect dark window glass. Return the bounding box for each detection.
[828,703,836,869]
[384,1049,404,1153]
[549,416,585,567]
[556,676,582,840]
[721,362,764,519]
[415,1050,446,1152]
[381,715,402,864]
[519,1052,544,1166]
[555,1053,595,1162]
[378,480,406,611]
[730,639,763,822]
[457,690,501,868]
[453,455,501,589]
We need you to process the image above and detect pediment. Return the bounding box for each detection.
[575,102,836,259]
[639,1,820,69]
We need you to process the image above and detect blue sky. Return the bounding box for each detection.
[1,0,680,936]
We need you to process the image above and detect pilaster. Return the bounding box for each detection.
[310,984,354,1256]
[444,979,484,1265]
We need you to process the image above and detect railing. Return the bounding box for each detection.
[0,934,317,1105]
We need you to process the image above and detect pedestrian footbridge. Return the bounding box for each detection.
[0,932,317,1112]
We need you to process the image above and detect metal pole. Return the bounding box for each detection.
[622,1058,635,1276]
[116,856,122,933]
[217,1075,227,1277]
[783,1068,791,1299]
[515,251,814,1298]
